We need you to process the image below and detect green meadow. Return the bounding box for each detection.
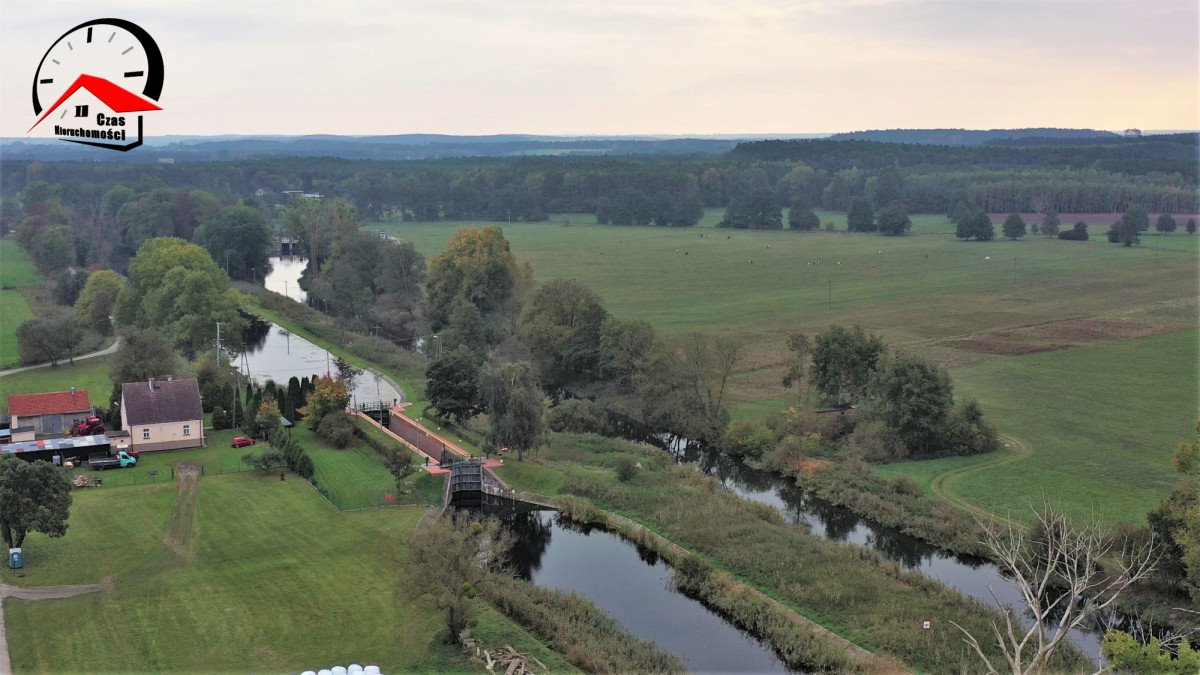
[876,329,1199,526]
[376,214,1197,524]
[0,239,39,368]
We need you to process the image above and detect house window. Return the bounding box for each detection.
[142,428,150,440]
[183,424,191,436]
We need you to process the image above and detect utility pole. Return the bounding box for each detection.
[827,277,832,309]
[216,322,222,363]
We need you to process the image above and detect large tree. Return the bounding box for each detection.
[426,225,519,330]
[281,197,358,271]
[865,354,955,456]
[0,456,73,550]
[1040,208,1061,238]
[75,270,125,334]
[875,203,912,236]
[1148,422,1200,602]
[1002,213,1027,240]
[405,513,511,640]
[15,309,84,367]
[111,329,184,385]
[425,345,484,423]
[519,278,609,391]
[114,237,246,357]
[809,325,886,405]
[481,361,546,461]
[846,197,876,232]
[1155,213,1177,233]
[195,205,272,281]
[788,204,821,231]
[718,187,782,230]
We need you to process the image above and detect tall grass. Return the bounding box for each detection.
[482,575,684,674]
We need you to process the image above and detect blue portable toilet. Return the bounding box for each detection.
[9,548,22,569]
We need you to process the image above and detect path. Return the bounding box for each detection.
[0,338,120,379]
[163,463,201,560]
[0,580,111,675]
[928,433,1031,528]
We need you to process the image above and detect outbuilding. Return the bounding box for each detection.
[6,389,92,435]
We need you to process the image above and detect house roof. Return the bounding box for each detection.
[28,74,162,132]
[8,390,92,417]
[122,379,203,426]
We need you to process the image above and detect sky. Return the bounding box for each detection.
[1,0,1197,137]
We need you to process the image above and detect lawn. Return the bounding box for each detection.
[0,290,35,369]
[298,425,415,510]
[0,239,40,368]
[878,329,1200,525]
[0,356,113,413]
[4,472,575,673]
[0,238,39,287]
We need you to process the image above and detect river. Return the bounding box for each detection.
[506,510,790,673]
[665,436,1151,662]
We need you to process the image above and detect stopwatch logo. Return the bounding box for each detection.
[28,18,164,151]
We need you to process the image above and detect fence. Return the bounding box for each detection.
[304,475,433,512]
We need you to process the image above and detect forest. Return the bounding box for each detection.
[2,133,1195,235]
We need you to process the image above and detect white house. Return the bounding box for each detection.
[121,378,205,452]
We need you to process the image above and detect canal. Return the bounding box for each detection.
[506,510,791,673]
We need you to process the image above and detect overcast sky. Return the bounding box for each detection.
[2,0,1197,137]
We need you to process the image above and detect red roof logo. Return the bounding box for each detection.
[28,73,161,133]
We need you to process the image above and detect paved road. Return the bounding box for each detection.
[0,338,120,379]
[0,581,110,674]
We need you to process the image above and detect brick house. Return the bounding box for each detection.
[6,389,92,435]
[121,378,205,452]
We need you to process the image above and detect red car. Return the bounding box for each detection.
[231,436,257,448]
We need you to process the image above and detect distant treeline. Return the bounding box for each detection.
[827,127,1120,145]
[2,133,1195,227]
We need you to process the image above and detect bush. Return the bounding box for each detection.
[317,413,356,448]
[889,474,922,497]
[211,406,229,431]
[615,456,639,482]
[1058,221,1090,241]
[723,420,776,459]
[241,449,287,472]
[546,399,608,434]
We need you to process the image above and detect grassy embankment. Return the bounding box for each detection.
[374,213,1197,525]
[0,239,40,368]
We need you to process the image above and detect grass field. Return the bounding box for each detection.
[877,329,1199,525]
[4,467,574,672]
[0,290,35,368]
[0,356,114,414]
[374,214,1198,524]
[0,238,39,287]
[0,239,39,368]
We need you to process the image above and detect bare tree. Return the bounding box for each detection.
[951,507,1160,675]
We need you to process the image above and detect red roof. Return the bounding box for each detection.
[8,390,91,417]
[28,74,161,132]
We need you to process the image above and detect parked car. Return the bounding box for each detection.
[231,436,256,448]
